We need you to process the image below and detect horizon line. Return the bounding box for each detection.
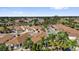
[0,15,79,17]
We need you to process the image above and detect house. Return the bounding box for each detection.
[2,25,46,50]
[6,32,29,50]
[0,34,14,44]
[47,25,58,34]
[74,19,79,23]
[31,31,46,43]
[15,18,33,23]
[52,24,79,40]
[0,22,14,26]
[25,25,43,36]
[14,26,25,31]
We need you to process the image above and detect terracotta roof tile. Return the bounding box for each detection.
[52,24,79,37]
[31,31,46,43]
[6,33,29,45]
[0,34,14,44]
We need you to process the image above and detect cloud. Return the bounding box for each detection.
[13,11,24,14]
[50,7,68,10]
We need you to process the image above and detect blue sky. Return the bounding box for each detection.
[0,7,79,16]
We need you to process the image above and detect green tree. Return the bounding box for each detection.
[23,37,33,49]
[0,44,8,51]
[53,16,61,24]
[53,31,77,51]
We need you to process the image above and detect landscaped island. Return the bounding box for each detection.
[0,16,79,51]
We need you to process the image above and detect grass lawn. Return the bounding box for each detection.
[7,26,14,29]
[0,26,13,32]
[0,27,4,31]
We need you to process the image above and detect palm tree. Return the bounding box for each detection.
[23,37,33,50]
[0,44,8,51]
[35,42,43,51]
[53,31,78,51]
[55,32,69,50]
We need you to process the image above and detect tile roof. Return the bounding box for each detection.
[52,24,79,37]
[31,31,46,43]
[6,32,29,45]
[0,34,14,44]
[14,26,24,31]
[74,19,79,23]
[6,25,46,45]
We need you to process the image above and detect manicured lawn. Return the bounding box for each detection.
[0,26,13,32]
[0,27,4,31]
[7,26,14,29]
